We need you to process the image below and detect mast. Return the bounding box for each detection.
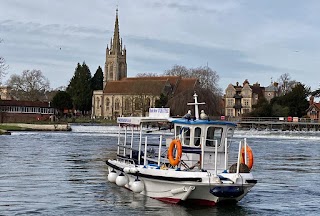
[187,93,205,120]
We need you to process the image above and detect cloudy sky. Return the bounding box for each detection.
[1,0,320,91]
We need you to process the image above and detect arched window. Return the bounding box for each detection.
[145,98,151,110]
[109,63,113,79]
[106,98,110,111]
[96,97,100,109]
[115,98,120,110]
[124,98,130,111]
[135,97,142,110]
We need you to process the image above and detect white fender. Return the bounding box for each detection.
[116,173,128,187]
[123,167,131,173]
[129,167,138,173]
[131,179,144,193]
[107,170,118,183]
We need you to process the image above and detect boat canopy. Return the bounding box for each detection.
[117,117,168,125]
[170,119,237,127]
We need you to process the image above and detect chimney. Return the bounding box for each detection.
[310,96,314,105]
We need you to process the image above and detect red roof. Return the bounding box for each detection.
[0,100,50,107]
[104,79,168,95]
[314,103,320,110]
[104,76,197,96]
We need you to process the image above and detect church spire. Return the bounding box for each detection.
[104,7,127,85]
[112,8,121,53]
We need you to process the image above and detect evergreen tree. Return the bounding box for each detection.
[155,93,168,108]
[51,91,73,115]
[91,66,103,90]
[67,62,93,114]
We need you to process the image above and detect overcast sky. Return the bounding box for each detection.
[1,0,320,91]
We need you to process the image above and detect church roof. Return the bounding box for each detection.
[122,76,180,86]
[104,76,197,96]
[104,79,168,95]
[174,78,198,95]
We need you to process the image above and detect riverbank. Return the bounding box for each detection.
[0,123,71,134]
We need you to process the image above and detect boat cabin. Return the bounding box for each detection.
[170,118,236,171]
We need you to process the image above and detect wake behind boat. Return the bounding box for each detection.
[106,93,257,206]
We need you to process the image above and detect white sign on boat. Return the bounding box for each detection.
[117,117,142,125]
[149,108,170,118]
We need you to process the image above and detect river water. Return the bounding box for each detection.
[0,125,319,215]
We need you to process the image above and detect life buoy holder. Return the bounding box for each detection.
[240,145,254,170]
[168,139,182,166]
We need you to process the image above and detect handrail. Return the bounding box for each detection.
[226,116,319,123]
[157,135,163,167]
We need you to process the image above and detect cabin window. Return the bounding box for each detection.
[175,126,181,139]
[226,128,234,148]
[206,126,223,147]
[194,127,201,146]
[181,127,190,146]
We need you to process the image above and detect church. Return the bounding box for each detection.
[91,10,197,119]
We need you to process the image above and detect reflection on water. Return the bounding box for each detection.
[0,126,319,215]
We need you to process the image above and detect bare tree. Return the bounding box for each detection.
[167,86,222,117]
[0,39,8,84]
[164,65,191,77]
[164,64,222,116]
[136,72,158,77]
[164,64,221,94]
[190,66,221,95]
[278,73,297,95]
[6,69,50,101]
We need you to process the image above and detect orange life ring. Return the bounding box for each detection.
[168,139,182,166]
[240,145,254,170]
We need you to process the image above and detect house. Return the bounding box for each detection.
[0,86,13,100]
[306,96,320,121]
[0,100,55,123]
[224,80,278,117]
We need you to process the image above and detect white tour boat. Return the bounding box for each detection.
[106,93,257,206]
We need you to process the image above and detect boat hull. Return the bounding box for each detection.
[106,160,256,206]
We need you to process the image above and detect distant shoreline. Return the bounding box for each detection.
[0,123,71,135]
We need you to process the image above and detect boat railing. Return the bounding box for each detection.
[236,138,248,174]
[116,125,235,174]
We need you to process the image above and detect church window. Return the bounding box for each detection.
[96,97,100,109]
[109,63,113,79]
[145,98,151,110]
[106,98,110,111]
[135,97,142,110]
[115,98,120,110]
[124,98,130,111]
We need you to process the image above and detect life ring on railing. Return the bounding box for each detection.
[240,145,254,170]
[168,139,182,166]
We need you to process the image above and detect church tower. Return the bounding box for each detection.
[104,9,127,87]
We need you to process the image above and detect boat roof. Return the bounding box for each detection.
[170,118,237,127]
[117,116,237,127]
[117,117,168,125]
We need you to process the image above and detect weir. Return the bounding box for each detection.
[226,117,320,131]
